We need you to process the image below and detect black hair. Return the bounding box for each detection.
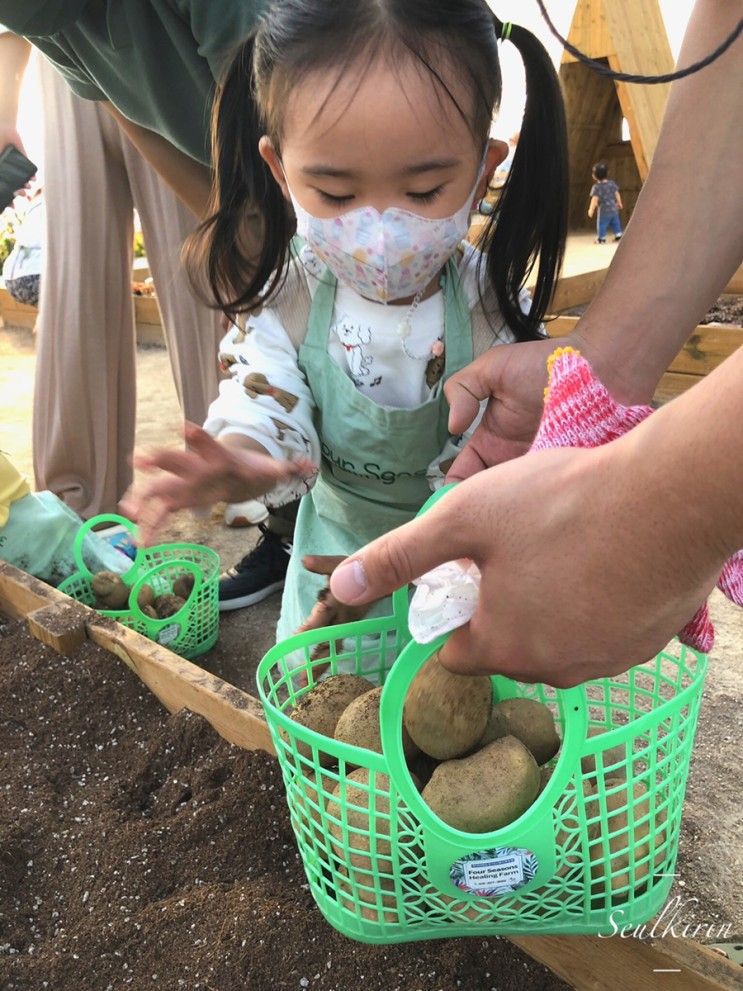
[593,162,609,180]
[188,1,568,343]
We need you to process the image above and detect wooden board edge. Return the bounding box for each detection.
[510,933,741,991]
[0,561,274,756]
[86,617,275,755]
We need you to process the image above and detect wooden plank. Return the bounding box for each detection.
[561,0,614,63]
[725,265,743,294]
[550,269,608,311]
[603,0,673,176]
[547,316,742,376]
[511,934,741,991]
[26,601,89,656]
[654,371,701,404]
[86,617,275,754]
[0,561,67,618]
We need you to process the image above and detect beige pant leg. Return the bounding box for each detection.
[33,60,136,517]
[122,141,221,427]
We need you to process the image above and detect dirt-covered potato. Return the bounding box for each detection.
[136,583,156,611]
[588,778,667,897]
[140,604,159,619]
[334,686,418,763]
[327,768,393,873]
[421,736,540,833]
[172,573,196,600]
[91,571,130,610]
[154,594,187,619]
[407,750,439,789]
[286,674,374,766]
[403,653,491,760]
[478,706,509,748]
[492,697,560,765]
[581,726,627,779]
[336,869,398,923]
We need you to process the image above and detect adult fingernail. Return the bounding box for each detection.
[330,558,367,603]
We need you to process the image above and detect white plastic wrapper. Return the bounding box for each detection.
[408,560,481,644]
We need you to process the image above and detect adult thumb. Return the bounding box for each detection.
[329,490,473,606]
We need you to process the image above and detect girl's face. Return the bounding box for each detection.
[260,51,506,220]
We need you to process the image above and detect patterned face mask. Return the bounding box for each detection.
[286,164,484,302]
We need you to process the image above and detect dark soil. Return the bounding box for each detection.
[0,617,568,991]
[561,293,743,326]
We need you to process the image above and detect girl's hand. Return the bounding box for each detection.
[293,555,372,681]
[120,421,313,545]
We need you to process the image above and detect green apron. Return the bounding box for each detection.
[275,258,474,650]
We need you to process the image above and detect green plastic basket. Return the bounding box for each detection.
[58,513,220,659]
[256,488,708,943]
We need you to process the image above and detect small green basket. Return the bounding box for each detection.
[257,488,708,943]
[58,513,220,659]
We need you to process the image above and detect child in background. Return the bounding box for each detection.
[588,162,623,243]
[122,0,568,649]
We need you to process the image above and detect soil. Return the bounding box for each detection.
[562,293,743,326]
[0,616,567,991]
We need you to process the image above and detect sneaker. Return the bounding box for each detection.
[224,498,269,527]
[218,524,291,611]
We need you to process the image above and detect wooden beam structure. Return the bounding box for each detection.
[560,0,674,229]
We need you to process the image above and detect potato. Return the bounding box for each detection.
[478,705,509,748]
[422,736,540,833]
[581,726,627,779]
[336,869,398,923]
[286,674,374,766]
[140,604,159,619]
[588,777,668,898]
[334,687,418,763]
[403,653,491,760]
[172,573,196,600]
[293,768,327,840]
[492,698,560,765]
[91,571,129,610]
[327,768,393,873]
[540,769,598,878]
[136,583,156,611]
[154,593,187,618]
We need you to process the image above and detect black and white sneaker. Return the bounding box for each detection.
[218,525,291,611]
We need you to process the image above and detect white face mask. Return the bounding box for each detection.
[287,165,484,302]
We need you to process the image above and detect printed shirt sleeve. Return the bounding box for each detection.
[203,306,320,507]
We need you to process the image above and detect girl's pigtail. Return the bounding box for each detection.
[185,32,294,317]
[483,17,568,340]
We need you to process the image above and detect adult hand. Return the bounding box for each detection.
[329,435,726,688]
[120,421,313,545]
[444,336,577,479]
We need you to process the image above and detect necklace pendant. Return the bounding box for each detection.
[397,321,411,340]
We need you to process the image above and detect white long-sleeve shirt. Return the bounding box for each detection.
[204,243,530,507]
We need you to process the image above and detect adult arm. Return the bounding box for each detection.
[330,345,743,686]
[0,32,31,156]
[101,103,212,219]
[446,0,743,478]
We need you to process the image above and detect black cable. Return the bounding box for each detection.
[534,0,743,84]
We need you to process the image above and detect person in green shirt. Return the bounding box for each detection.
[0,1,280,586]
[0,1,265,214]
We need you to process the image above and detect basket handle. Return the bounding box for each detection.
[72,513,143,582]
[379,485,588,894]
[127,557,203,625]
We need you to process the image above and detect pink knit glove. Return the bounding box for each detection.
[529,347,743,653]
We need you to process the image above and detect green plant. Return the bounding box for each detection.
[0,213,17,270]
[133,229,146,259]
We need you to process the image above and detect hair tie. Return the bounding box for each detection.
[500,21,513,42]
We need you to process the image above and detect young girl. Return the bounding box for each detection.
[123,0,568,647]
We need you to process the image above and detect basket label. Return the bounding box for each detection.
[450,847,538,897]
[157,623,181,646]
